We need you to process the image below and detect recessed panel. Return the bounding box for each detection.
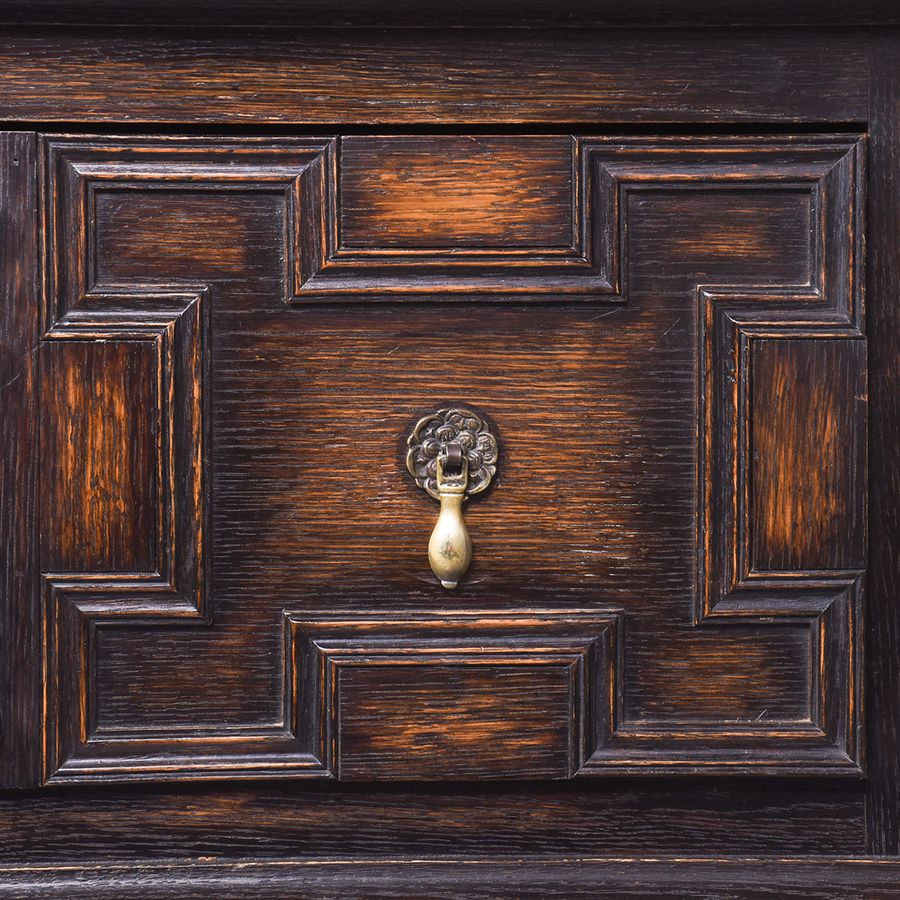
[290,612,617,780]
[751,338,867,573]
[336,661,577,780]
[338,135,575,249]
[41,339,158,573]
[94,189,286,283]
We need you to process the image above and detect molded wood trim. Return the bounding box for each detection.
[0,857,897,898]
[0,1,897,28]
[0,29,869,125]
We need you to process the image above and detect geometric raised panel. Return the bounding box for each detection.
[36,132,866,784]
[290,611,619,781]
[38,134,329,783]
[296,134,615,301]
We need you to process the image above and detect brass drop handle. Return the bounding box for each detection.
[427,449,471,588]
[406,407,498,589]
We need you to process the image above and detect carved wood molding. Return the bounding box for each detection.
[581,135,866,774]
[288,610,620,780]
[38,133,866,783]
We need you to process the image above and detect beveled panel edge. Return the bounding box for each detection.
[44,133,861,305]
[697,136,866,623]
[288,609,620,781]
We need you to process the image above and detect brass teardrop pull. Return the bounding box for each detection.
[406,407,498,589]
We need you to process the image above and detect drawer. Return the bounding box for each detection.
[29,130,865,782]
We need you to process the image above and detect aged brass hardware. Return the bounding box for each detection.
[406,407,498,589]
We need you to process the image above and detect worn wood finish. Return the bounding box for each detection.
[0,18,896,896]
[339,136,575,249]
[0,29,869,126]
[291,611,616,780]
[41,341,158,573]
[0,133,41,789]
[0,781,868,861]
[865,27,900,856]
[750,338,866,573]
[338,665,575,779]
[23,133,867,785]
[0,857,899,898]
[2,0,899,27]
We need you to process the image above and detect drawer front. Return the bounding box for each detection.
[32,131,865,784]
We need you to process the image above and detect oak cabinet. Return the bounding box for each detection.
[0,6,897,896]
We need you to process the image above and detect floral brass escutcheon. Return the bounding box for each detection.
[406,407,498,588]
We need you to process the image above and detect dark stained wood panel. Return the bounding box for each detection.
[865,28,900,855]
[627,187,812,284]
[0,29,868,125]
[94,189,286,283]
[0,10,895,893]
[338,136,574,249]
[40,340,158,574]
[1,856,897,899]
[93,621,285,729]
[626,627,810,721]
[0,780,867,861]
[289,611,616,780]
[751,338,866,573]
[336,663,576,780]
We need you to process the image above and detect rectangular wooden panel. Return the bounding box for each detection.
[291,611,616,781]
[0,31,868,124]
[0,131,41,788]
[40,340,158,574]
[751,338,866,572]
[338,135,574,249]
[0,15,893,884]
[94,189,286,283]
[866,29,900,855]
[336,661,576,780]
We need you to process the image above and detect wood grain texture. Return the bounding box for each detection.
[337,664,575,779]
[28,133,866,784]
[1,0,898,27]
[0,857,898,898]
[40,340,158,573]
[698,136,866,616]
[0,20,895,886]
[0,132,41,788]
[0,780,867,860]
[339,136,574,249]
[751,338,866,573]
[290,611,616,780]
[88,135,606,301]
[865,26,900,856]
[0,29,868,125]
[94,190,285,282]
